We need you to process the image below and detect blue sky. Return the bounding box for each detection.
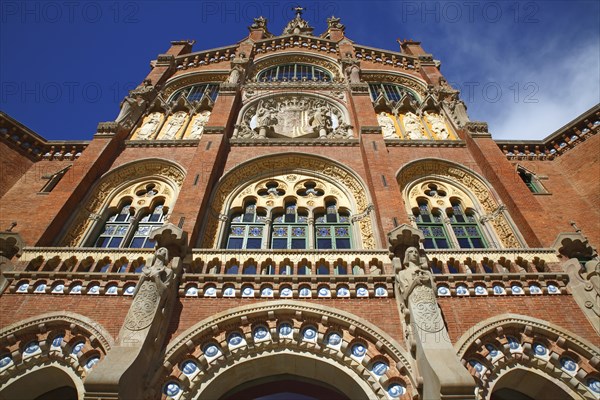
[1,0,599,140]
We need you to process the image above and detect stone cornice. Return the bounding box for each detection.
[384,139,466,147]
[230,138,359,146]
[124,139,200,148]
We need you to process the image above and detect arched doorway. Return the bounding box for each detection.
[490,367,575,400]
[221,374,348,400]
[0,366,79,400]
[197,351,373,399]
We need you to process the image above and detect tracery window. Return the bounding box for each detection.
[408,182,493,250]
[169,83,219,104]
[90,181,173,248]
[221,174,362,250]
[368,82,419,103]
[257,64,332,82]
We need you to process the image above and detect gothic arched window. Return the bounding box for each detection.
[271,202,308,249]
[448,200,486,248]
[315,201,352,249]
[130,202,166,248]
[226,200,265,249]
[406,181,497,250]
[367,82,419,103]
[257,64,332,82]
[413,200,450,249]
[94,201,133,248]
[169,83,219,104]
[90,181,174,249]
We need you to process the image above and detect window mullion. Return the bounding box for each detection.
[444,216,460,248]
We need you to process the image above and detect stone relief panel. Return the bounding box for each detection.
[158,111,188,140]
[184,111,211,140]
[132,112,164,140]
[377,111,457,141]
[233,95,353,140]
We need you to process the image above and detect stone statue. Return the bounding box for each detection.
[232,120,258,139]
[256,101,277,138]
[137,112,161,140]
[227,65,243,84]
[188,111,210,139]
[115,95,146,128]
[377,112,397,139]
[345,63,361,83]
[310,106,333,138]
[331,122,354,139]
[403,112,426,140]
[126,247,173,332]
[425,111,449,140]
[161,112,186,140]
[396,247,434,302]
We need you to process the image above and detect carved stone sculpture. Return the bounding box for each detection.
[232,121,259,139]
[161,111,186,140]
[256,101,278,138]
[377,112,397,139]
[310,106,333,138]
[188,111,210,139]
[403,112,426,140]
[345,63,361,84]
[389,225,476,400]
[227,65,243,84]
[137,112,161,140]
[85,225,187,399]
[425,111,450,140]
[115,95,147,129]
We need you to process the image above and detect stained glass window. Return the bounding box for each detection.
[95,202,132,248]
[448,201,486,249]
[271,201,308,249]
[227,201,265,249]
[130,202,165,248]
[414,201,449,249]
[315,202,352,249]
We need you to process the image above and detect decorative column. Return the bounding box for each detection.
[388,224,475,400]
[84,224,188,399]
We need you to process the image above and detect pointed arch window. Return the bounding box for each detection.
[414,201,449,249]
[226,201,265,249]
[95,202,133,248]
[315,201,352,249]
[130,202,166,248]
[271,202,308,249]
[448,200,486,248]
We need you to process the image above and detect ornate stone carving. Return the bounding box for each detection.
[237,95,349,140]
[377,112,397,139]
[282,6,314,36]
[402,112,426,140]
[124,247,172,331]
[159,111,187,140]
[187,110,210,139]
[136,112,162,140]
[424,111,450,140]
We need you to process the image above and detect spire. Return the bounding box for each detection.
[282,5,314,36]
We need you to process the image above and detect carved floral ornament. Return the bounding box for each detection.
[398,160,523,248]
[201,155,375,249]
[456,315,600,400]
[61,160,186,247]
[161,301,415,400]
[233,94,353,140]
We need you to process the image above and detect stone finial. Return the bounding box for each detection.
[327,15,345,31]
[282,6,314,35]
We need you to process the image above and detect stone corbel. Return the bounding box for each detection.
[464,121,491,138]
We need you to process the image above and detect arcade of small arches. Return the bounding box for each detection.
[0,313,114,400]
[159,301,415,400]
[456,315,600,400]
